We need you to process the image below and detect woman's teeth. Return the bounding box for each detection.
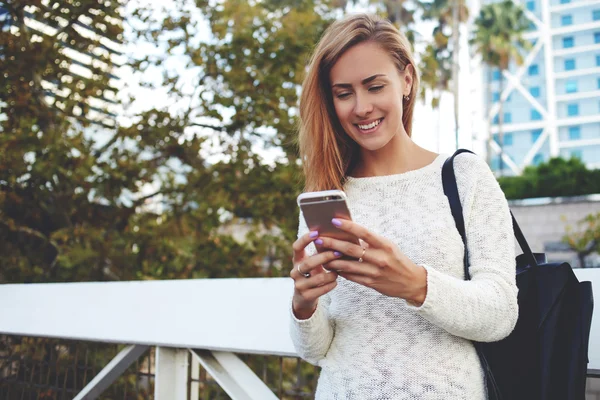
[358,118,382,130]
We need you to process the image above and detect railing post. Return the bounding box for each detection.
[190,353,200,400]
[155,347,189,400]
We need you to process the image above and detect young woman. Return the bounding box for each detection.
[289,13,518,399]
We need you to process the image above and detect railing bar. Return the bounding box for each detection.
[201,368,208,400]
[82,348,89,386]
[45,343,52,391]
[135,356,140,398]
[54,343,60,399]
[278,356,283,399]
[74,344,79,392]
[62,345,70,400]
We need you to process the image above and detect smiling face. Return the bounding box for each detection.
[329,41,413,153]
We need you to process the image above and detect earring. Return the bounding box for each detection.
[403,94,410,101]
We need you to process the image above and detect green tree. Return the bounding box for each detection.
[418,41,451,150]
[422,0,468,149]
[497,157,600,200]
[563,213,600,268]
[0,0,336,283]
[471,0,531,173]
[0,0,127,282]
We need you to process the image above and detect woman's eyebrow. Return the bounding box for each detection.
[332,74,387,88]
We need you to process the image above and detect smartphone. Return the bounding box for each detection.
[297,190,360,259]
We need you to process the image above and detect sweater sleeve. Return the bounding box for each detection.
[289,210,335,365]
[406,155,518,342]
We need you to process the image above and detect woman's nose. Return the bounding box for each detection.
[354,95,373,118]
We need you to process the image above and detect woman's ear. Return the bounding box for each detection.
[403,64,414,96]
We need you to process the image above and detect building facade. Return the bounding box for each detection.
[478,0,600,174]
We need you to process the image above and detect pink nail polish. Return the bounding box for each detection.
[332,218,342,227]
[315,239,324,245]
[309,231,318,238]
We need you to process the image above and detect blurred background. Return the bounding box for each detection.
[0,0,599,398]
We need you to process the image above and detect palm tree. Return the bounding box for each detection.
[422,0,469,150]
[419,40,452,151]
[471,0,531,175]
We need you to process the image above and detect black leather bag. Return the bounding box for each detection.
[442,149,594,400]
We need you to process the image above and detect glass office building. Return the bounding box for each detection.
[480,0,600,174]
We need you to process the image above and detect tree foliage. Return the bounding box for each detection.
[563,212,600,268]
[0,0,336,283]
[497,157,600,200]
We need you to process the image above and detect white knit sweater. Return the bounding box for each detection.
[290,153,518,400]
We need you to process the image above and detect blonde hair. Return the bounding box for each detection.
[298,13,420,191]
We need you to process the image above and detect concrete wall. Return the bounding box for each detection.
[509,194,600,267]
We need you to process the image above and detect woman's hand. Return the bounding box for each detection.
[317,218,428,305]
[290,231,342,320]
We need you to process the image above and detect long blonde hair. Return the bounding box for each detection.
[298,14,420,191]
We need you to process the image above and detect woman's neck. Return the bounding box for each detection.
[351,135,438,178]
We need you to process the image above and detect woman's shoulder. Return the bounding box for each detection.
[450,152,494,185]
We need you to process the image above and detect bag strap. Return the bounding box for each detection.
[441,149,538,276]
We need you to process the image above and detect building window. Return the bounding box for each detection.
[492,91,500,102]
[531,129,542,143]
[531,109,542,120]
[595,32,600,44]
[505,133,513,146]
[492,69,501,81]
[568,126,581,140]
[571,150,582,159]
[528,64,539,75]
[567,103,579,116]
[565,80,578,93]
[598,77,600,89]
[597,55,600,66]
[594,10,600,21]
[560,0,570,4]
[533,154,544,165]
[504,113,512,123]
[493,115,499,124]
[564,59,576,70]
[561,15,572,26]
[530,86,540,97]
[563,37,574,48]
[526,1,535,11]
[493,133,512,145]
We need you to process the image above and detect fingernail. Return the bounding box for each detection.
[309,231,318,238]
[334,251,342,257]
[332,218,342,227]
[315,239,323,245]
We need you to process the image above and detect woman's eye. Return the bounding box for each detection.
[336,92,352,99]
[369,85,384,93]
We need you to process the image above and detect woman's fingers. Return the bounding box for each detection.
[314,236,372,261]
[294,267,338,291]
[327,258,380,277]
[290,250,342,279]
[292,230,319,262]
[301,279,338,301]
[331,218,389,250]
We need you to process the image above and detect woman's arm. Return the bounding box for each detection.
[289,211,336,365]
[406,155,518,342]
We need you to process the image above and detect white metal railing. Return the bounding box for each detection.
[0,272,598,399]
